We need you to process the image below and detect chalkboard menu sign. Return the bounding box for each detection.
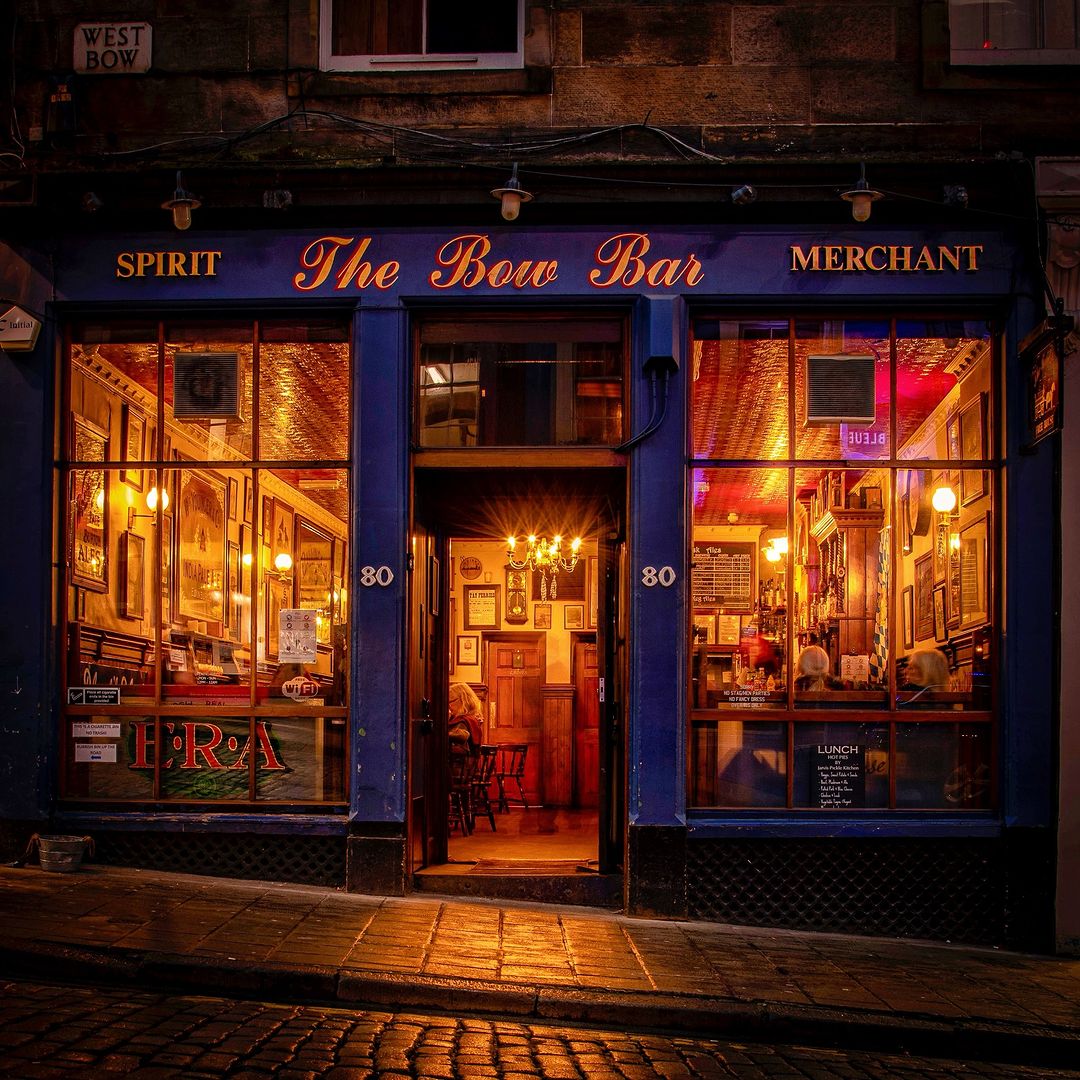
[691,541,755,611]
[810,744,865,808]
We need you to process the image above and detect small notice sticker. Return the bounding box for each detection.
[74,743,118,763]
[72,722,121,738]
[67,687,121,706]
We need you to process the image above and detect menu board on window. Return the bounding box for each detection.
[691,541,755,610]
[810,744,865,809]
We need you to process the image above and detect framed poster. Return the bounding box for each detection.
[271,499,294,566]
[960,393,987,505]
[588,555,598,628]
[243,477,253,523]
[296,517,333,643]
[946,410,961,461]
[958,514,989,629]
[265,574,292,658]
[914,552,934,642]
[456,635,479,666]
[177,469,226,626]
[901,585,914,650]
[227,476,239,522]
[533,603,552,629]
[463,585,500,630]
[693,613,716,645]
[716,613,742,645]
[70,415,109,593]
[161,512,174,626]
[261,495,274,544]
[119,531,145,620]
[227,541,241,641]
[121,404,145,491]
[564,604,585,630]
[933,583,947,643]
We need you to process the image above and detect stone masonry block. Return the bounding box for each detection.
[553,10,583,67]
[582,5,731,65]
[733,5,896,64]
[151,16,252,72]
[554,66,810,126]
[79,77,222,134]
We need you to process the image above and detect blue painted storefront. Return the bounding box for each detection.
[0,223,1056,937]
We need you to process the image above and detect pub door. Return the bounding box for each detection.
[408,518,449,871]
[596,535,627,873]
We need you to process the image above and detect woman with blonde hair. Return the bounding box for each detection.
[903,648,950,690]
[795,644,832,691]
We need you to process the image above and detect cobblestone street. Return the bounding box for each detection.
[2,978,1079,1080]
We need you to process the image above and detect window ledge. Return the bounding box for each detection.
[687,813,1002,839]
[293,66,551,99]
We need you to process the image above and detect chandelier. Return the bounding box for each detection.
[506,534,581,600]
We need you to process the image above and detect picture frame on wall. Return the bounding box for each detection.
[901,585,914,650]
[564,604,585,630]
[693,613,716,645]
[588,555,598,628]
[716,614,741,645]
[914,552,934,641]
[958,514,990,629]
[463,585,500,630]
[177,469,227,627]
[70,414,109,593]
[960,393,987,505]
[228,476,239,522]
[243,477,253,523]
[121,404,145,491]
[533,603,552,629]
[265,574,292,659]
[119,531,146,620]
[946,410,962,461]
[227,541,241,641]
[271,499,294,568]
[933,583,947,643]
[456,634,479,666]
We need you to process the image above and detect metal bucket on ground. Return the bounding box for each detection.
[33,834,93,873]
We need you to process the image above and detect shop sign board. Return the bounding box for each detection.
[74,23,152,74]
[0,305,41,351]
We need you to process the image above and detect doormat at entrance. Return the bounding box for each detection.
[469,859,598,876]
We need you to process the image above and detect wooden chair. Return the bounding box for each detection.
[449,752,476,834]
[494,743,529,811]
[471,745,499,831]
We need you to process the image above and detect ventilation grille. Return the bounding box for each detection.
[173,352,241,419]
[92,830,346,887]
[805,354,876,424]
[687,837,1010,946]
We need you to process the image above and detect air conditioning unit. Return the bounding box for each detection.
[805,354,876,425]
[173,352,241,420]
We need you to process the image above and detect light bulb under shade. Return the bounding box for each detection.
[764,546,782,563]
[274,552,293,573]
[146,486,169,512]
[172,203,193,231]
[850,192,873,223]
[500,191,522,222]
[932,485,957,514]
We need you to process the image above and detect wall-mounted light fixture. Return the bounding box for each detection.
[127,485,170,529]
[162,171,200,231]
[274,551,293,575]
[841,163,883,223]
[731,184,757,205]
[490,163,533,222]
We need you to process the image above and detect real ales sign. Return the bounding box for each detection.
[74,23,152,74]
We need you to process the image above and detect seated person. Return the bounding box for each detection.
[795,644,840,691]
[902,648,951,691]
[448,681,483,758]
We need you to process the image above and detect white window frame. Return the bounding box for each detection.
[948,0,1080,65]
[319,0,525,72]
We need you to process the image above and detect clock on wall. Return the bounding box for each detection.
[459,556,482,580]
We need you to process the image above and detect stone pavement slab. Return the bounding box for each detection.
[0,864,1078,1066]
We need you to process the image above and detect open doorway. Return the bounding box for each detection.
[409,467,625,900]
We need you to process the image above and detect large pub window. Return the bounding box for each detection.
[689,317,996,811]
[60,317,351,806]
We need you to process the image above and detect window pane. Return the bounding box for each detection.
[691,468,788,710]
[895,723,992,808]
[165,322,253,462]
[793,468,890,707]
[793,723,889,808]
[158,718,252,800]
[896,322,991,461]
[256,717,346,801]
[795,320,890,459]
[895,469,992,712]
[65,716,155,800]
[258,321,350,461]
[428,0,518,53]
[690,720,787,807]
[691,319,789,459]
[418,317,624,447]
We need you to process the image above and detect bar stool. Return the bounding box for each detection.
[494,743,529,812]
